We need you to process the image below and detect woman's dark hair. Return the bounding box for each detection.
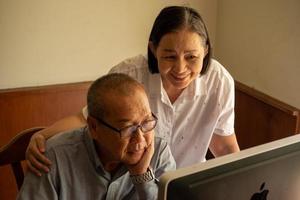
[148,6,212,75]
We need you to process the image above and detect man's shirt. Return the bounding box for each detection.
[17,126,176,200]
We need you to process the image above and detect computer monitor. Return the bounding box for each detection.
[158,134,300,200]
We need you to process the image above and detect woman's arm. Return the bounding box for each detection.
[26,112,86,176]
[209,133,240,158]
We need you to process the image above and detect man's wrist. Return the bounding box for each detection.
[130,167,155,184]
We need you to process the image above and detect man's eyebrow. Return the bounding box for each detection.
[116,118,132,123]
[116,113,152,124]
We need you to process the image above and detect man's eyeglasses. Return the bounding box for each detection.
[92,113,158,138]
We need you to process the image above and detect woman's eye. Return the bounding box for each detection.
[163,55,176,59]
[186,55,197,59]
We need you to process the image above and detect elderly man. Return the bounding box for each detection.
[17,73,176,200]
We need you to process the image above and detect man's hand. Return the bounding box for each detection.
[127,140,154,175]
[25,133,52,176]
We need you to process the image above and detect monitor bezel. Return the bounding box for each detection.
[158,134,300,200]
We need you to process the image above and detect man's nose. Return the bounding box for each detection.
[131,128,146,143]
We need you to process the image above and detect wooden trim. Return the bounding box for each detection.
[235,81,299,116]
[234,80,300,150]
[0,81,92,96]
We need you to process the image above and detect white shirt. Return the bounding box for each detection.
[84,54,235,168]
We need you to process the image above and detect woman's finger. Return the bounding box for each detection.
[26,136,52,166]
[27,153,50,173]
[26,159,42,177]
[35,134,46,153]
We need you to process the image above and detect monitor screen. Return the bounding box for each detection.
[158,134,300,200]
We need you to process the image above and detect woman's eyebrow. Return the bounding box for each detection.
[162,48,176,52]
[184,49,199,53]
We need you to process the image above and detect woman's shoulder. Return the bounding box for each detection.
[207,58,234,84]
[109,54,148,74]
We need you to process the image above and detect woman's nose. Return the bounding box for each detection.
[173,57,187,73]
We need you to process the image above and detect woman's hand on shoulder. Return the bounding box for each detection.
[25,133,52,176]
[25,112,87,176]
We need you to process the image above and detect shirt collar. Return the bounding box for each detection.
[83,126,128,179]
[191,75,207,98]
[83,127,103,170]
[148,73,161,96]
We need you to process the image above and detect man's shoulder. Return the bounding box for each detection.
[46,127,86,151]
[152,136,176,173]
[153,136,170,153]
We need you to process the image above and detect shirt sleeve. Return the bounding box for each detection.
[17,150,58,200]
[133,180,159,200]
[133,138,176,200]
[108,54,146,80]
[214,75,235,136]
[82,105,88,120]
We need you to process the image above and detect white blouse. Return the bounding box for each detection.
[83,54,235,168]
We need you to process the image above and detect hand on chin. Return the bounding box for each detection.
[126,149,145,165]
[126,141,154,175]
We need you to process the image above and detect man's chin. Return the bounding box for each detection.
[125,151,144,165]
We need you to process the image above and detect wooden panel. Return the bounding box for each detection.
[235,81,300,150]
[0,81,91,200]
[1,80,299,199]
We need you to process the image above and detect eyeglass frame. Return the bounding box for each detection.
[90,112,158,138]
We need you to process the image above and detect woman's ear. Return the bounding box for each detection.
[204,45,209,57]
[148,41,157,58]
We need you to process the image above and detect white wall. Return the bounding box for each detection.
[215,0,300,108]
[2,0,299,108]
[0,0,217,89]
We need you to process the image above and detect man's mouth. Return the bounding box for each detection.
[128,149,144,154]
[127,142,147,153]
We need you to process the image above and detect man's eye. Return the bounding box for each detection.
[121,124,134,130]
[121,125,136,133]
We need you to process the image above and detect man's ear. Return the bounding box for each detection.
[148,41,157,58]
[87,116,97,132]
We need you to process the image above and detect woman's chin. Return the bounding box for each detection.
[168,77,191,90]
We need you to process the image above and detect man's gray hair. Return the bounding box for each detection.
[87,73,144,119]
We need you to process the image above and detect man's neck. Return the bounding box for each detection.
[93,140,121,172]
[103,161,120,173]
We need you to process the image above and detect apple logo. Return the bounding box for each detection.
[250,182,269,200]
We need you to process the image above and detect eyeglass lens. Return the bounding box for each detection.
[121,119,157,138]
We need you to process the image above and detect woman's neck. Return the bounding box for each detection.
[162,82,185,104]
[168,89,183,104]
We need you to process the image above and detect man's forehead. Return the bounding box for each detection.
[105,107,151,123]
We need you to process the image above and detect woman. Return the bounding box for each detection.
[26,6,239,176]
